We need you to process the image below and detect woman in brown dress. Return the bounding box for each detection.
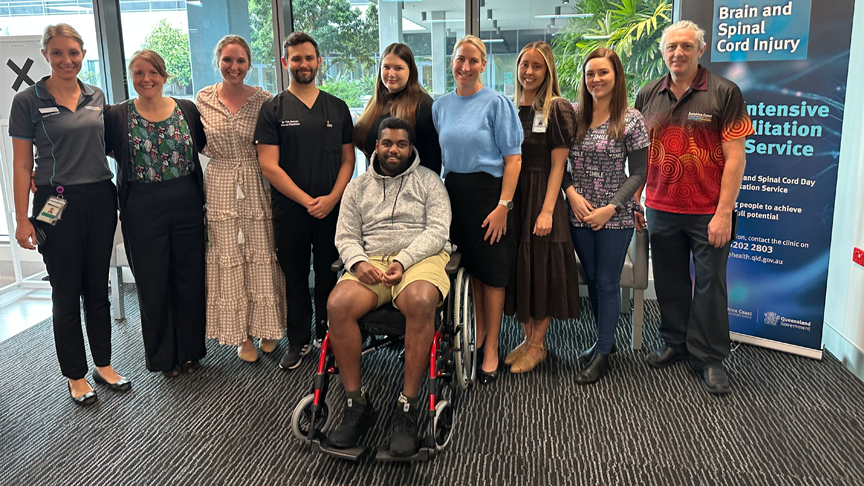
[196,36,286,362]
[504,41,580,374]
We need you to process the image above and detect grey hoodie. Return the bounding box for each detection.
[336,149,451,273]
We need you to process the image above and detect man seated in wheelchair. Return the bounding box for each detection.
[327,116,452,457]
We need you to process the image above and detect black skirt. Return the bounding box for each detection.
[445,172,514,288]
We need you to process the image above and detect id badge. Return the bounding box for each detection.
[36,196,67,225]
[532,113,547,133]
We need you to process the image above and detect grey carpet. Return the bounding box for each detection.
[2,284,864,485]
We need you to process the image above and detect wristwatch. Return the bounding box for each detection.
[498,199,514,210]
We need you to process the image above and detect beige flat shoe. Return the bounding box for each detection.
[259,338,279,354]
[504,339,531,366]
[238,341,259,362]
[510,342,547,374]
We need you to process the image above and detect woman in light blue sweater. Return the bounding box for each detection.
[432,35,523,384]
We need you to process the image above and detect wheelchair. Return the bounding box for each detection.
[290,252,477,462]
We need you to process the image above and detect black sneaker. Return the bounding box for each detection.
[389,400,421,457]
[328,397,377,448]
[279,345,305,370]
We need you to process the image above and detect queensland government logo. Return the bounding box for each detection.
[764,311,780,326]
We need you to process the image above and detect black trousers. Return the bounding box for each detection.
[33,181,117,380]
[646,208,732,369]
[122,176,206,372]
[273,204,338,346]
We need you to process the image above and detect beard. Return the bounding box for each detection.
[290,66,317,84]
[377,151,412,175]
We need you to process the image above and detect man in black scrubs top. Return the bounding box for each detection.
[255,32,356,370]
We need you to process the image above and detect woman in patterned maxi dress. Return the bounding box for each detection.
[197,36,286,362]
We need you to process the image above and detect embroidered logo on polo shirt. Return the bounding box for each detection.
[281,120,300,127]
[84,105,102,111]
[687,112,712,122]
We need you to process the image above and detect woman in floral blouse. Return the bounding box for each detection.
[105,49,208,377]
[564,48,648,384]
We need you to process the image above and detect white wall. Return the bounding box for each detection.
[823,0,864,380]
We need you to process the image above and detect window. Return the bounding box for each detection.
[118,0,279,98]
[289,0,466,177]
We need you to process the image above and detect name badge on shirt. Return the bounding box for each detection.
[532,113,547,133]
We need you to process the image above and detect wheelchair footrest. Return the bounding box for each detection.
[374,445,432,462]
[310,439,367,462]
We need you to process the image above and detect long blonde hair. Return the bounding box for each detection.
[514,41,561,126]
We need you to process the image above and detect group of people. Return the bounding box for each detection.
[11,19,751,454]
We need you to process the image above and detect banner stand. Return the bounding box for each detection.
[730,333,823,360]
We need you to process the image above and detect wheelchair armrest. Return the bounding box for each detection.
[445,252,461,275]
[331,258,345,273]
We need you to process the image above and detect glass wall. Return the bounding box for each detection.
[0,0,672,242]
[289,0,466,117]
[288,0,466,177]
[480,0,590,99]
[118,0,279,98]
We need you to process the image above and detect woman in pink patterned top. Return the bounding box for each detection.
[564,48,648,384]
[196,36,286,362]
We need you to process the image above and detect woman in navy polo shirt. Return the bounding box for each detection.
[10,24,131,406]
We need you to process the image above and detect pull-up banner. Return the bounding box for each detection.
[677,0,856,357]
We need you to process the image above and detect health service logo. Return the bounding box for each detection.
[764,311,780,326]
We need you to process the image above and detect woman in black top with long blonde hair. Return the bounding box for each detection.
[353,43,441,174]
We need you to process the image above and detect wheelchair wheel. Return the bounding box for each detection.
[452,268,476,390]
[433,400,455,451]
[291,393,335,441]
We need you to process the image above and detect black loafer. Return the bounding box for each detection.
[575,352,610,385]
[92,368,132,392]
[68,382,98,406]
[577,343,618,367]
[181,360,201,374]
[645,345,688,369]
[701,364,731,395]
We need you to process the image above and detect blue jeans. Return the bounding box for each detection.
[570,226,634,354]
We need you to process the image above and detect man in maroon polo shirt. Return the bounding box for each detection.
[635,20,754,395]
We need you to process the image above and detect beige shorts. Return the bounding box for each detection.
[339,250,451,309]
